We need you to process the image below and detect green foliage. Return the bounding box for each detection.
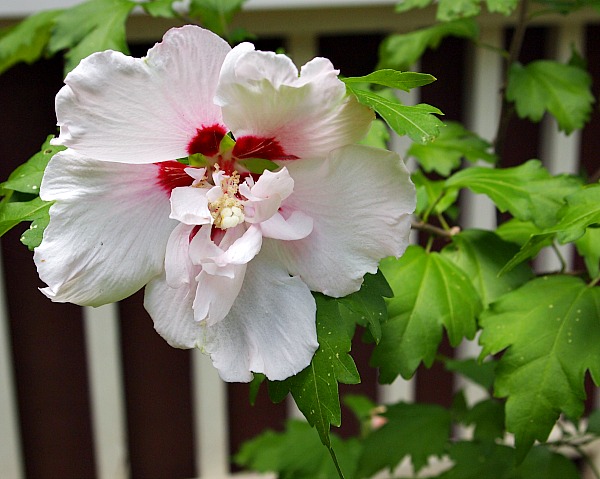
[480,275,600,458]
[358,119,390,149]
[0,136,62,250]
[234,420,362,479]
[356,402,452,476]
[347,86,444,144]
[373,246,480,381]
[446,159,583,229]
[268,294,360,449]
[47,0,136,73]
[189,0,246,39]
[140,0,177,17]
[343,69,436,91]
[506,60,594,134]
[0,10,60,75]
[441,229,533,307]
[412,170,460,217]
[443,357,496,391]
[396,0,519,20]
[378,18,479,71]
[407,121,496,176]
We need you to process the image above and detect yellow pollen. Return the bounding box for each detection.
[209,171,245,229]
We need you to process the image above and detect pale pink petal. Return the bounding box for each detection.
[240,168,294,223]
[190,224,262,269]
[271,145,416,297]
[145,273,202,349]
[215,45,374,159]
[258,210,313,240]
[164,223,197,288]
[34,150,177,306]
[202,244,318,382]
[192,264,246,326]
[53,25,230,163]
[170,186,212,225]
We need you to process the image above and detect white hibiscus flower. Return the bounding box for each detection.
[34,25,416,382]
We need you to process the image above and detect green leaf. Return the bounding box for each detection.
[552,183,600,243]
[408,121,496,176]
[506,60,594,134]
[479,275,600,458]
[412,170,459,217]
[248,373,265,406]
[236,158,279,174]
[445,159,583,228]
[356,402,451,476]
[0,196,51,238]
[439,442,578,479]
[441,229,533,307]
[575,226,600,279]
[358,119,390,149]
[342,394,376,423]
[438,442,515,479]
[462,398,505,442]
[338,271,392,343]
[378,18,479,71]
[495,219,545,247]
[347,86,444,144]
[2,135,63,195]
[444,357,496,391]
[48,0,136,74]
[486,0,519,15]
[189,0,246,38]
[271,294,360,448]
[235,420,361,479]
[141,0,177,17]
[0,10,60,75]
[343,69,436,92]
[20,207,51,250]
[586,408,600,435]
[373,246,481,381]
[395,0,433,13]
[500,184,600,273]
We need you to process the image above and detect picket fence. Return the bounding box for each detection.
[1,2,600,478]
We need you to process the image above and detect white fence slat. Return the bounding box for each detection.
[83,304,129,479]
[0,242,24,479]
[536,24,584,273]
[193,350,230,479]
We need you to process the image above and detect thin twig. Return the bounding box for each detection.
[493,0,530,161]
[412,220,460,239]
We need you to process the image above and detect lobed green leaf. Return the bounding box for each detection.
[378,18,479,71]
[396,0,518,19]
[408,121,496,176]
[412,170,459,217]
[343,69,436,92]
[48,0,136,74]
[445,159,583,229]
[269,294,360,448]
[0,10,60,75]
[347,86,444,144]
[441,229,533,307]
[356,402,451,476]
[374,246,481,381]
[141,0,177,17]
[507,60,594,134]
[189,0,246,38]
[479,275,600,458]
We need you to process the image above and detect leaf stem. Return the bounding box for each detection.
[328,445,346,479]
[493,0,530,161]
[589,275,600,288]
[412,220,460,239]
[551,242,567,273]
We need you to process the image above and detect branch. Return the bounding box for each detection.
[411,220,460,239]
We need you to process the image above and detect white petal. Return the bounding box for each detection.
[190,224,262,269]
[240,168,294,223]
[203,244,318,382]
[193,264,246,326]
[145,273,202,349]
[164,223,196,288]
[259,210,313,240]
[215,46,374,159]
[34,150,177,306]
[272,145,416,297]
[53,25,230,163]
[170,186,212,225]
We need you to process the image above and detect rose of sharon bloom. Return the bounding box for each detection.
[34,25,416,382]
